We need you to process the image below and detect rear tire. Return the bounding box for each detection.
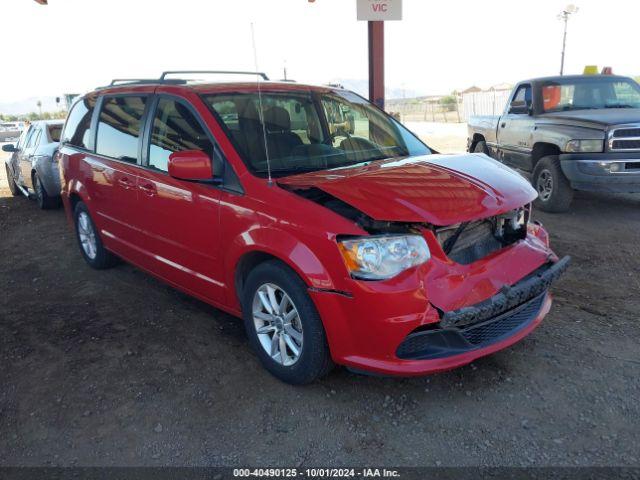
[532,155,573,213]
[33,173,58,210]
[242,260,334,385]
[73,201,118,269]
[473,140,490,155]
[5,164,20,197]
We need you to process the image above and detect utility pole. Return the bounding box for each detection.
[558,4,579,76]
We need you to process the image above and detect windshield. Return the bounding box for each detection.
[542,77,640,112]
[203,90,430,177]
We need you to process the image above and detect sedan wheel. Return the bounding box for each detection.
[252,283,304,366]
[5,164,21,197]
[34,175,44,206]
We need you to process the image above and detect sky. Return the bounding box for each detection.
[1,0,640,105]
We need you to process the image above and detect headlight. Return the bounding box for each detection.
[338,235,430,280]
[565,139,603,153]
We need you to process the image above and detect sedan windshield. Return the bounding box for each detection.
[542,77,640,112]
[203,89,430,177]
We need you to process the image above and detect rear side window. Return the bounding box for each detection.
[148,98,214,172]
[96,96,148,163]
[61,97,96,149]
[48,124,62,142]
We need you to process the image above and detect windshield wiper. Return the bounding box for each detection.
[605,104,636,109]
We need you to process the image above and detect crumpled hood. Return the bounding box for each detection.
[278,154,537,226]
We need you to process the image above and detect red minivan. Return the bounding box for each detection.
[58,72,569,384]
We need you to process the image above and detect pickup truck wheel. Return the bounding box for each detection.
[5,164,21,197]
[473,140,489,155]
[74,201,118,269]
[242,260,334,385]
[532,156,573,213]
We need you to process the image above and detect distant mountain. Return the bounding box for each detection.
[0,96,66,115]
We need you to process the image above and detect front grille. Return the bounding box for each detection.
[611,139,640,150]
[612,128,640,138]
[609,126,640,151]
[461,294,545,345]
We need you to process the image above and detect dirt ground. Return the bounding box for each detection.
[1,138,639,468]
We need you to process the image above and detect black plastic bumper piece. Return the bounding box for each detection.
[396,293,547,360]
[440,256,570,329]
[395,256,570,361]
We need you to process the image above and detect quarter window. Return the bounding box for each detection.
[148,98,214,172]
[61,97,96,149]
[96,96,147,162]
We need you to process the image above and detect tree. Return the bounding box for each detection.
[440,95,458,112]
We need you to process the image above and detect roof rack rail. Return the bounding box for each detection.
[98,71,270,90]
[109,78,157,86]
[159,70,269,81]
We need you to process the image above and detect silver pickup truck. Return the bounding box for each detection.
[467,74,640,212]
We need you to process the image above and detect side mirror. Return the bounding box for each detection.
[168,150,215,181]
[509,101,532,115]
[2,144,16,153]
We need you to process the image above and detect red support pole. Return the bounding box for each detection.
[368,21,385,110]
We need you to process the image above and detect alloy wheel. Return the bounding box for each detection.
[252,283,304,366]
[77,211,98,260]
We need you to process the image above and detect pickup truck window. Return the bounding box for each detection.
[542,77,640,112]
[513,85,532,105]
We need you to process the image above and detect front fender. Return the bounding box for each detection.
[224,225,341,309]
[532,123,605,151]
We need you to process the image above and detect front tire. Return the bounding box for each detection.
[532,155,574,213]
[33,173,58,209]
[74,201,117,269]
[5,164,20,197]
[473,140,490,155]
[242,260,333,385]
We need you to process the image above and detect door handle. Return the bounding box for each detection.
[117,177,134,189]
[138,182,156,196]
[500,122,507,128]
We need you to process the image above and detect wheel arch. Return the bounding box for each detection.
[531,142,561,168]
[470,133,486,151]
[228,227,340,311]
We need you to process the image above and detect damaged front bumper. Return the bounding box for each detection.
[310,225,568,377]
[397,257,570,361]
